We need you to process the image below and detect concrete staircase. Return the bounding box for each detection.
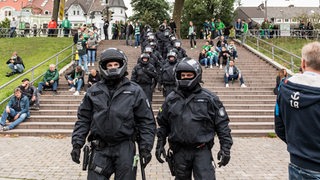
[0,39,278,137]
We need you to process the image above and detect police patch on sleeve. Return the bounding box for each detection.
[218,107,226,117]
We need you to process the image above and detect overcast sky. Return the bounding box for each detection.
[124,0,320,17]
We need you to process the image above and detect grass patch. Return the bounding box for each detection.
[267,132,277,138]
[0,37,73,108]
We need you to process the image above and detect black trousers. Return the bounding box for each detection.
[88,141,136,180]
[174,147,215,180]
[139,83,153,102]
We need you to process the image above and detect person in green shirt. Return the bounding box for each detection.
[216,18,225,36]
[241,19,249,44]
[202,41,212,52]
[61,17,71,37]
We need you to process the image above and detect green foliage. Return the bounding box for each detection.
[0,18,10,28]
[0,37,73,103]
[130,0,170,29]
[181,0,235,38]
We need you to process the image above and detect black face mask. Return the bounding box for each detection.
[105,78,122,88]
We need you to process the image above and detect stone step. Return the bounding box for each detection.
[0,129,73,136]
[229,115,274,122]
[15,122,75,129]
[229,122,274,130]
[152,104,275,110]
[40,99,81,104]
[231,129,275,137]
[0,128,275,137]
[35,104,80,110]
[27,115,77,122]
[30,110,77,116]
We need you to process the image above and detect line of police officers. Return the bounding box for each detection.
[71,24,233,180]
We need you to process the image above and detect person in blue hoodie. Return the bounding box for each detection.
[275,41,320,179]
[0,88,30,131]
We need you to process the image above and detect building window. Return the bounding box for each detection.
[276,19,281,23]
[5,11,12,16]
[121,9,123,14]
[77,11,79,15]
[284,19,289,23]
[44,10,49,15]
[73,10,76,15]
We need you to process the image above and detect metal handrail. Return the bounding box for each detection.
[242,35,300,73]
[0,44,74,106]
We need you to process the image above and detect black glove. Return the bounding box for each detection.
[140,149,152,168]
[217,150,230,167]
[155,138,166,163]
[71,144,81,164]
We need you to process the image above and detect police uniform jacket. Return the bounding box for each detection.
[160,61,176,85]
[157,86,232,153]
[72,77,156,151]
[131,63,157,85]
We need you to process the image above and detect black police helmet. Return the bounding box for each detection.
[99,48,128,80]
[159,24,165,31]
[149,41,157,48]
[174,57,202,90]
[167,50,177,64]
[174,40,182,48]
[144,46,153,53]
[140,53,150,65]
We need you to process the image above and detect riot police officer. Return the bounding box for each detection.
[71,48,156,179]
[160,50,178,97]
[131,53,158,102]
[156,57,233,179]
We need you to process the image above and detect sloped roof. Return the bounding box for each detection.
[65,0,93,13]
[109,0,127,10]
[91,0,106,12]
[0,0,31,11]
[237,6,320,19]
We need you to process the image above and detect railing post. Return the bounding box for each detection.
[272,46,274,60]
[56,55,59,66]
[256,38,259,51]
[31,66,35,82]
[71,45,74,62]
[291,56,294,72]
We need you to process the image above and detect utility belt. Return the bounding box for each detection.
[171,142,211,151]
[91,138,134,149]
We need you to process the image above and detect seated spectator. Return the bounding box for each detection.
[228,40,238,60]
[273,68,288,95]
[0,88,30,131]
[6,51,25,77]
[88,69,101,88]
[216,36,228,52]
[38,64,59,95]
[207,37,214,46]
[207,46,219,68]
[18,78,40,110]
[224,59,247,88]
[202,41,212,52]
[219,46,231,69]
[65,65,84,96]
[198,49,208,67]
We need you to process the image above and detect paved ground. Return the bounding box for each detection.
[0,136,289,180]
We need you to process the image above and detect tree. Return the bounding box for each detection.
[172,0,185,39]
[130,0,170,29]
[180,0,235,38]
[52,0,60,22]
